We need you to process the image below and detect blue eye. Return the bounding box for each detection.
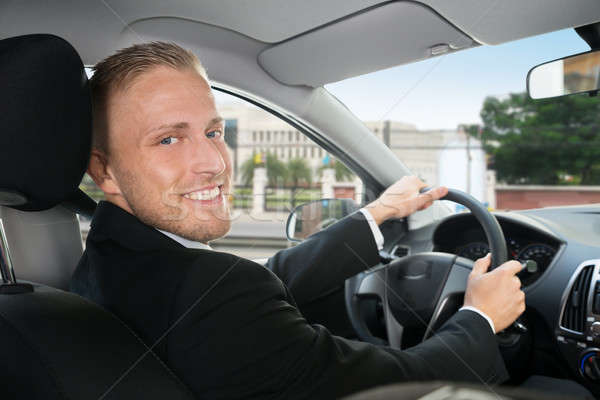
[206,130,222,139]
[160,136,178,145]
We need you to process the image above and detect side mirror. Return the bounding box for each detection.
[286,198,359,242]
[527,49,600,99]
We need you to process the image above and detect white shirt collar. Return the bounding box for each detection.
[157,229,213,251]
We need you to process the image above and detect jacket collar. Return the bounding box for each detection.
[88,201,184,252]
[157,229,213,251]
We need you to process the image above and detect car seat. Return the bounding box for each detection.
[0,33,194,400]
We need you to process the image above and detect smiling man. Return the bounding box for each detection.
[87,52,232,243]
[71,42,525,399]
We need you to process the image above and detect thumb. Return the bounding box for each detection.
[471,253,492,277]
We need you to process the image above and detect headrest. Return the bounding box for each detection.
[0,34,92,211]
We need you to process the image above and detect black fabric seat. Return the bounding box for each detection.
[0,283,194,399]
[0,34,194,399]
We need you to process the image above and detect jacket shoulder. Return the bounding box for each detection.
[172,250,285,308]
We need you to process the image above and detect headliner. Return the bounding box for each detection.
[2,0,600,86]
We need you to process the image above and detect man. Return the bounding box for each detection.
[71,42,525,399]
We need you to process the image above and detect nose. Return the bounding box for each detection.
[189,136,226,177]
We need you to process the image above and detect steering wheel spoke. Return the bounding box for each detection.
[423,257,473,340]
[346,188,512,348]
[350,265,411,349]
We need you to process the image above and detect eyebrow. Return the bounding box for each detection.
[146,117,224,136]
[208,117,225,128]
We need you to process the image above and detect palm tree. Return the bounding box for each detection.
[240,152,287,186]
[318,159,354,181]
[286,158,312,207]
[240,156,256,186]
[265,153,287,186]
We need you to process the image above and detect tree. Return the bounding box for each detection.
[286,158,312,207]
[240,157,255,186]
[317,159,354,181]
[286,158,312,186]
[240,152,288,186]
[265,153,288,186]
[466,92,600,185]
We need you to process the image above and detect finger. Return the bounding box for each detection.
[471,253,492,276]
[421,186,448,202]
[415,187,448,211]
[415,178,428,190]
[512,275,521,289]
[497,260,523,276]
[415,192,434,211]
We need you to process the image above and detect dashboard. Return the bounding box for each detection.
[391,205,600,394]
[432,214,562,286]
[377,205,600,393]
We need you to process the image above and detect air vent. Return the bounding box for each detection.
[562,265,594,332]
[392,246,410,258]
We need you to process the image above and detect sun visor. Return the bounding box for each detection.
[258,2,475,87]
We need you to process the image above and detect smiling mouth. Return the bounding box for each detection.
[183,185,225,202]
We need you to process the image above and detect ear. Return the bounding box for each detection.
[87,149,123,196]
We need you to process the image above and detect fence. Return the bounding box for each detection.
[232,185,253,209]
[233,185,322,212]
[264,186,321,212]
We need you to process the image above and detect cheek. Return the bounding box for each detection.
[138,152,186,191]
[218,142,233,171]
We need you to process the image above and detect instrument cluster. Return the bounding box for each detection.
[455,238,557,286]
[433,215,561,287]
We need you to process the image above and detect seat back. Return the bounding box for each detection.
[0,283,194,399]
[0,205,82,290]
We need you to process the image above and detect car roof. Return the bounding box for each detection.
[2,1,600,207]
[2,0,600,87]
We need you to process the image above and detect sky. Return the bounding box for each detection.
[325,28,591,130]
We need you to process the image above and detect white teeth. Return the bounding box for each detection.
[184,187,221,201]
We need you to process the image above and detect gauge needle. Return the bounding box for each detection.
[522,260,538,273]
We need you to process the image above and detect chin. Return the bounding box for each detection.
[188,219,231,243]
[183,207,232,241]
[207,220,231,241]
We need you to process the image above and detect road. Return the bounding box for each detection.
[211,214,290,259]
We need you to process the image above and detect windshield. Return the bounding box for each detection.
[326,28,599,211]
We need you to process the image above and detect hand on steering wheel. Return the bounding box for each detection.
[465,253,526,332]
[345,187,526,349]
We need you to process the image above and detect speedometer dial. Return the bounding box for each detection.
[517,243,556,265]
[457,242,489,261]
[517,243,556,286]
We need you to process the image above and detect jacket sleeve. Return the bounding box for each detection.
[265,211,381,306]
[167,257,508,400]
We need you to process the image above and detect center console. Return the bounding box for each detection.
[556,259,600,385]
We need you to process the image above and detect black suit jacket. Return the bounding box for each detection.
[71,201,507,399]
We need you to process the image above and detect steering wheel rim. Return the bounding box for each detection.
[442,189,507,268]
[345,188,508,348]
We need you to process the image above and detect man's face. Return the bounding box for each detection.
[104,66,232,242]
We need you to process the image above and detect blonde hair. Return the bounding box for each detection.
[90,41,208,154]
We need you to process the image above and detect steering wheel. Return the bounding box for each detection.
[345,188,509,348]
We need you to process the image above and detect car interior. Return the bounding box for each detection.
[1,1,600,399]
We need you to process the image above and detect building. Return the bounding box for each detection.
[218,102,489,205]
[365,121,487,204]
[218,102,329,184]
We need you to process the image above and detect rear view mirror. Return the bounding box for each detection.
[286,198,359,242]
[527,50,600,99]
